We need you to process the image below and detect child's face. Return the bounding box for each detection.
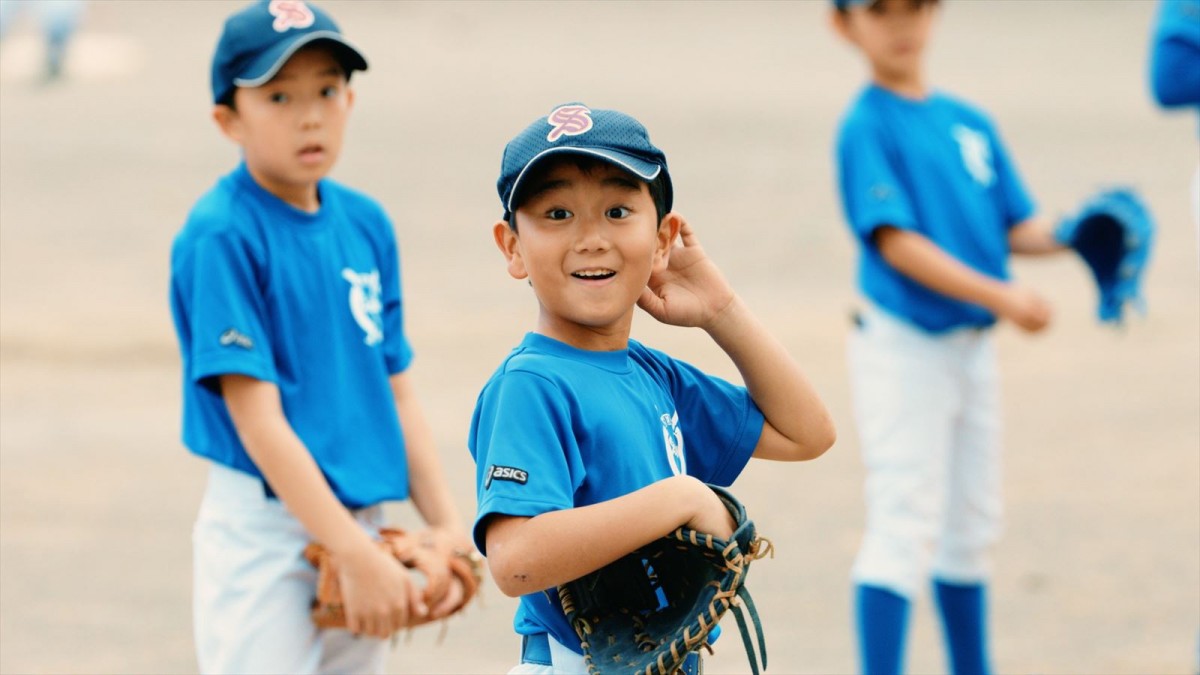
[214,46,353,207]
[495,161,674,348]
[835,0,937,84]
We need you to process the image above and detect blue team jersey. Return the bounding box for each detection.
[1149,0,1200,116]
[835,85,1035,333]
[469,332,765,653]
[170,163,414,509]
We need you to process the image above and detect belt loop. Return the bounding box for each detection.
[520,633,553,666]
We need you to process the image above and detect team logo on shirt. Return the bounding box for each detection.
[485,465,529,489]
[661,411,686,476]
[218,328,254,350]
[546,105,593,142]
[268,0,315,32]
[341,268,383,346]
[951,124,995,187]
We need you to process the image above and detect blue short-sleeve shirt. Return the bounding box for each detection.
[170,163,413,508]
[468,332,765,653]
[835,85,1036,333]
[1149,0,1200,119]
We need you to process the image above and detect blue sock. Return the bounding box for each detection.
[855,584,911,675]
[933,579,991,675]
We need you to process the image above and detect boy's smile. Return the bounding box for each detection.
[214,45,354,212]
[495,161,675,351]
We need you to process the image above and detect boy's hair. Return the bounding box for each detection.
[496,103,674,227]
[211,0,367,106]
[506,155,671,232]
[833,0,939,14]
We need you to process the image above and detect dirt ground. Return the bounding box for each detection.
[1,1,1197,674]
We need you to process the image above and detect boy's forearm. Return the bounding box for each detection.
[877,227,1011,313]
[485,475,712,596]
[1008,216,1067,256]
[703,297,835,460]
[221,376,376,556]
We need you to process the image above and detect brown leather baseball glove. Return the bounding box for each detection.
[302,527,484,630]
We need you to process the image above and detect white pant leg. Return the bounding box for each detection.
[193,463,388,675]
[509,666,557,675]
[548,636,587,674]
[317,628,388,675]
[849,309,959,598]
[934,332,1003,583]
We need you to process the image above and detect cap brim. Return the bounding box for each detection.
[505,147,663,215]
[233,31,368,89]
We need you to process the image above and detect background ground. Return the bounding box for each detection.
[1,1,1197,673]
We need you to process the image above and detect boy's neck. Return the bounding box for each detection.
[537,316,633,353]
[245,164,322,213]
[871,70,930,101]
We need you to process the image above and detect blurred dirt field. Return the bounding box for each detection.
[1,1,1197,674]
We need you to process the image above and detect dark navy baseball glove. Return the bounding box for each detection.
[1054,188,1155,324]
[557,485,772,675]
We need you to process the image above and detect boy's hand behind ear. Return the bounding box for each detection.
[638,216,736,330]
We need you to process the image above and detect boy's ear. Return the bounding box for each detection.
[493,220,528,280]
[830,9,853,42]
[653,212,683,272]
[212,104,242,144]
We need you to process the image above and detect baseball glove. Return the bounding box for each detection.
[557,485,773,675]
[302,527,484,631]
[1054,187,1155,324]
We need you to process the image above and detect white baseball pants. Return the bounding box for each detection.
[193,463,389,675]
[848,307,1004,599]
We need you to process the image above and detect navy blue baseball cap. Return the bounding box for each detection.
[497,103,673,220]
[211,0,367,105]
[833,0,870,8]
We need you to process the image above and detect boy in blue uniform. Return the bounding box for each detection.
[169,2,470,673]
[830,1,1078,673]
[469,103,838,674]
[1147,0,1200,228]
[1149,0,1200,116]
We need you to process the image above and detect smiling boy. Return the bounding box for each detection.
[469,103,836,673]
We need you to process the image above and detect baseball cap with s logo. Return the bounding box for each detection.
[497,103,674,220]
[210,0,368,105]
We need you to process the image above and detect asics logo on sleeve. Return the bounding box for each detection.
[485,465,529,489]
[546,105,593,142]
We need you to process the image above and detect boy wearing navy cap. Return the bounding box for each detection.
[170,2,471,672]
[469,103,837,673]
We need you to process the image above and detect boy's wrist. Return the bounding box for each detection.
[322,524,379,558]
[701,294,748,341]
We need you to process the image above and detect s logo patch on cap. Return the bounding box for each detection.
[269,0,315,32]
[546,105,593,142]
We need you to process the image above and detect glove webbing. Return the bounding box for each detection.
[659,529,774,675]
